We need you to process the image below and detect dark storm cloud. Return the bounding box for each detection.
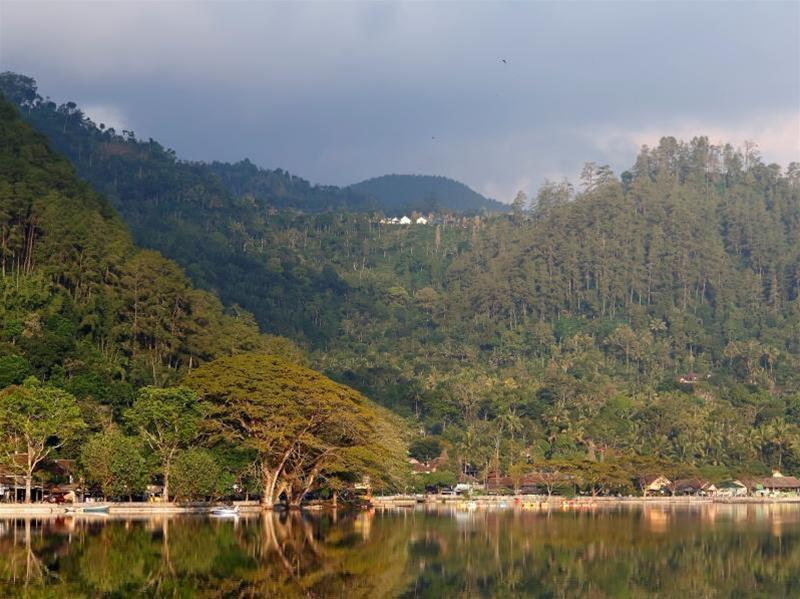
[1,1,798,200]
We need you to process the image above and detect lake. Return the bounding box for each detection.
[1,503,799,597]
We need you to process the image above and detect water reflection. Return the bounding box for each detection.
[1,504,800,597]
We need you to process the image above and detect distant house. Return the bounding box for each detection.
[715,480,748,497]
[399,216,412,225]
[639,474,672,496]
[743,470,800,496]
[675,478,714,496]
[762,473,800,494]
[409,449,449,475]
[0,453,47,502]
[47,483,81,503]
[50,459,77,484]
[678,372,710,384]
[416,216,428,225]
[485,472,513,490]
[408,458,433,474]
[455,474,484,494]
[0,471,26,502]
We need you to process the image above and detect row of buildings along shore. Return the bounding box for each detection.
[410,453,800,498]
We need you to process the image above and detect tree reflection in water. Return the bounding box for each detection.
[0,505,800,597]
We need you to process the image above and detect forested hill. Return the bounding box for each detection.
[349,174,506,213]
[0,73,498,219]
[0,96,405,504]
[0,95,296,419]
[206,160,378,213]
[5,71,800,478]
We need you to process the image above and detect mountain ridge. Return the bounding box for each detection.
[349,173,506,214]
[0,72,497,216]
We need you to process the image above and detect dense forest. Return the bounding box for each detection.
[3,72,800,491]
[0,94,404,503]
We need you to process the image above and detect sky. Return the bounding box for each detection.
[1,1,798,202]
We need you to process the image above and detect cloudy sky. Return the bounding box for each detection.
[1,1,798,201]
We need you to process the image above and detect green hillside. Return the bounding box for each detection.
[5,72,800,481]
[0,94,403,503]
[0,95,279,409]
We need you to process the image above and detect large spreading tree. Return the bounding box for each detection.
[186,353,407,507]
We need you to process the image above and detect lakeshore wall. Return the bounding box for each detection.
[2,495,800,516]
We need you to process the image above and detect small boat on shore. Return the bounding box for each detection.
[83,505,110,514]
[210,506,240,518]
[66,505,110,515]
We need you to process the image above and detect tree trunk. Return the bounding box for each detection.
[263,447,296,508]
[24,474,32,504]
[262,472,275,508]
[163,465,170,503]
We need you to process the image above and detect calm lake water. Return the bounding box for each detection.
[1,503,800,597]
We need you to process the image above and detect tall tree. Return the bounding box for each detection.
[125,386,203,502]
[0,377,85,502]
[81,429,148,501]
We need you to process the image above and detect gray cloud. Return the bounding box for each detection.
[1,1,798,201]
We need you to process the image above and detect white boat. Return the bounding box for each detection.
[65,504,110,515]
[210,506,240,517]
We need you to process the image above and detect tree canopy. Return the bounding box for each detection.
[0,377,85,502]
[185,354,407,505]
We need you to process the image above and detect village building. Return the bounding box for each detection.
[454,474,484,494]
[715,480,748,497]
[674,478,715,496]
[639,475,672,496]
[379,213,435,225]
[485,472,514,492]
[677,372,711,384]
[408,449,450,475]
[742,471,800,496]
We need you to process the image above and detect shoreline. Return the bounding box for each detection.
[371,494,800,508]
[3,495,800,516]
[0,500,264,516]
